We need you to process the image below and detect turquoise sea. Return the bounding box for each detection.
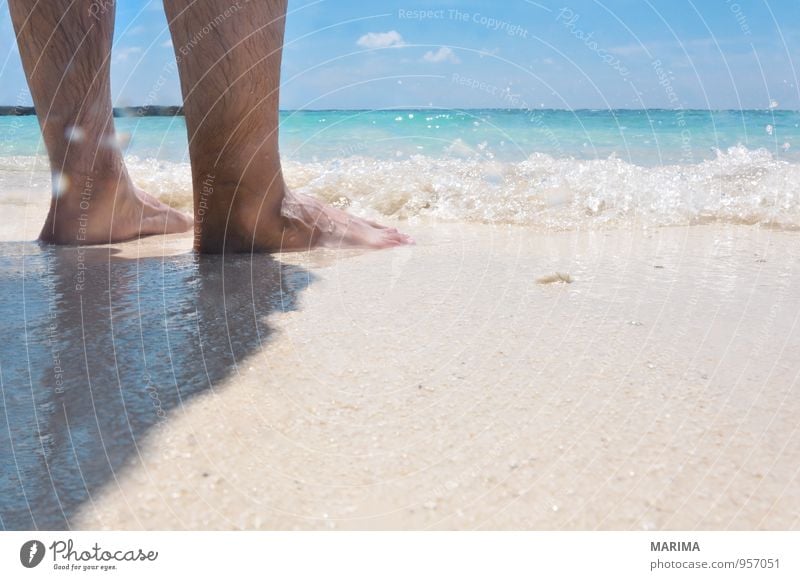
[2,108,800,229]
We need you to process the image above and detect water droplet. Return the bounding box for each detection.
[104,132,131,149]
[65,125,85,143]
[51,172,70,197]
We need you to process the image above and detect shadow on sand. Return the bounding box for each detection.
[0,243,313,529]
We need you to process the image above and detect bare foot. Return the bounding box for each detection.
[277,190,413,251]
[40,176,192,245]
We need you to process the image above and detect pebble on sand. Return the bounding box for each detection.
[536,272,573,284]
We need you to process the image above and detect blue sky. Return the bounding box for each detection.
[1,0,799,109]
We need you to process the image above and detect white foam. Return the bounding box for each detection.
[3,146,800,231]
[283,145,800,230]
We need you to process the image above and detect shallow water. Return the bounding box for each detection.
[0,243,313,529]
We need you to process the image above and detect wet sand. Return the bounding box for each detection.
[1,197,798,530]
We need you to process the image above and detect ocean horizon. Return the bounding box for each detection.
[2,105,799,116]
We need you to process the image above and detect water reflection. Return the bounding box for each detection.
[0,243,312,529]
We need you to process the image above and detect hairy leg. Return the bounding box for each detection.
[163,0,412,253]
[9,0,191,244]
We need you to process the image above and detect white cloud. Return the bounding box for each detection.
[113,46,143,62]
[422,46,460,64]
[356,30,405,49]
[478,47,500,58]
[161,39,173,49]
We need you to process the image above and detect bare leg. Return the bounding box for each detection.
[163,0,412,253]
[9,0,192,245]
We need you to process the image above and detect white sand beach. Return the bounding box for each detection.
[3,194,794,531]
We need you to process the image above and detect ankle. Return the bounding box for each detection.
[40,164,139,243]
[191,171,297,253]
[50,166,133,214]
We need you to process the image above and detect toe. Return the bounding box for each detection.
[377,229,414,247]
[392,231,415,245]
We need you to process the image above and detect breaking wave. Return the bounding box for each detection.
[286,145,800,230]
[2,145,800,231]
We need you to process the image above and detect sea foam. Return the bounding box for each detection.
[1,145,799,231]
[284,145,800,230]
